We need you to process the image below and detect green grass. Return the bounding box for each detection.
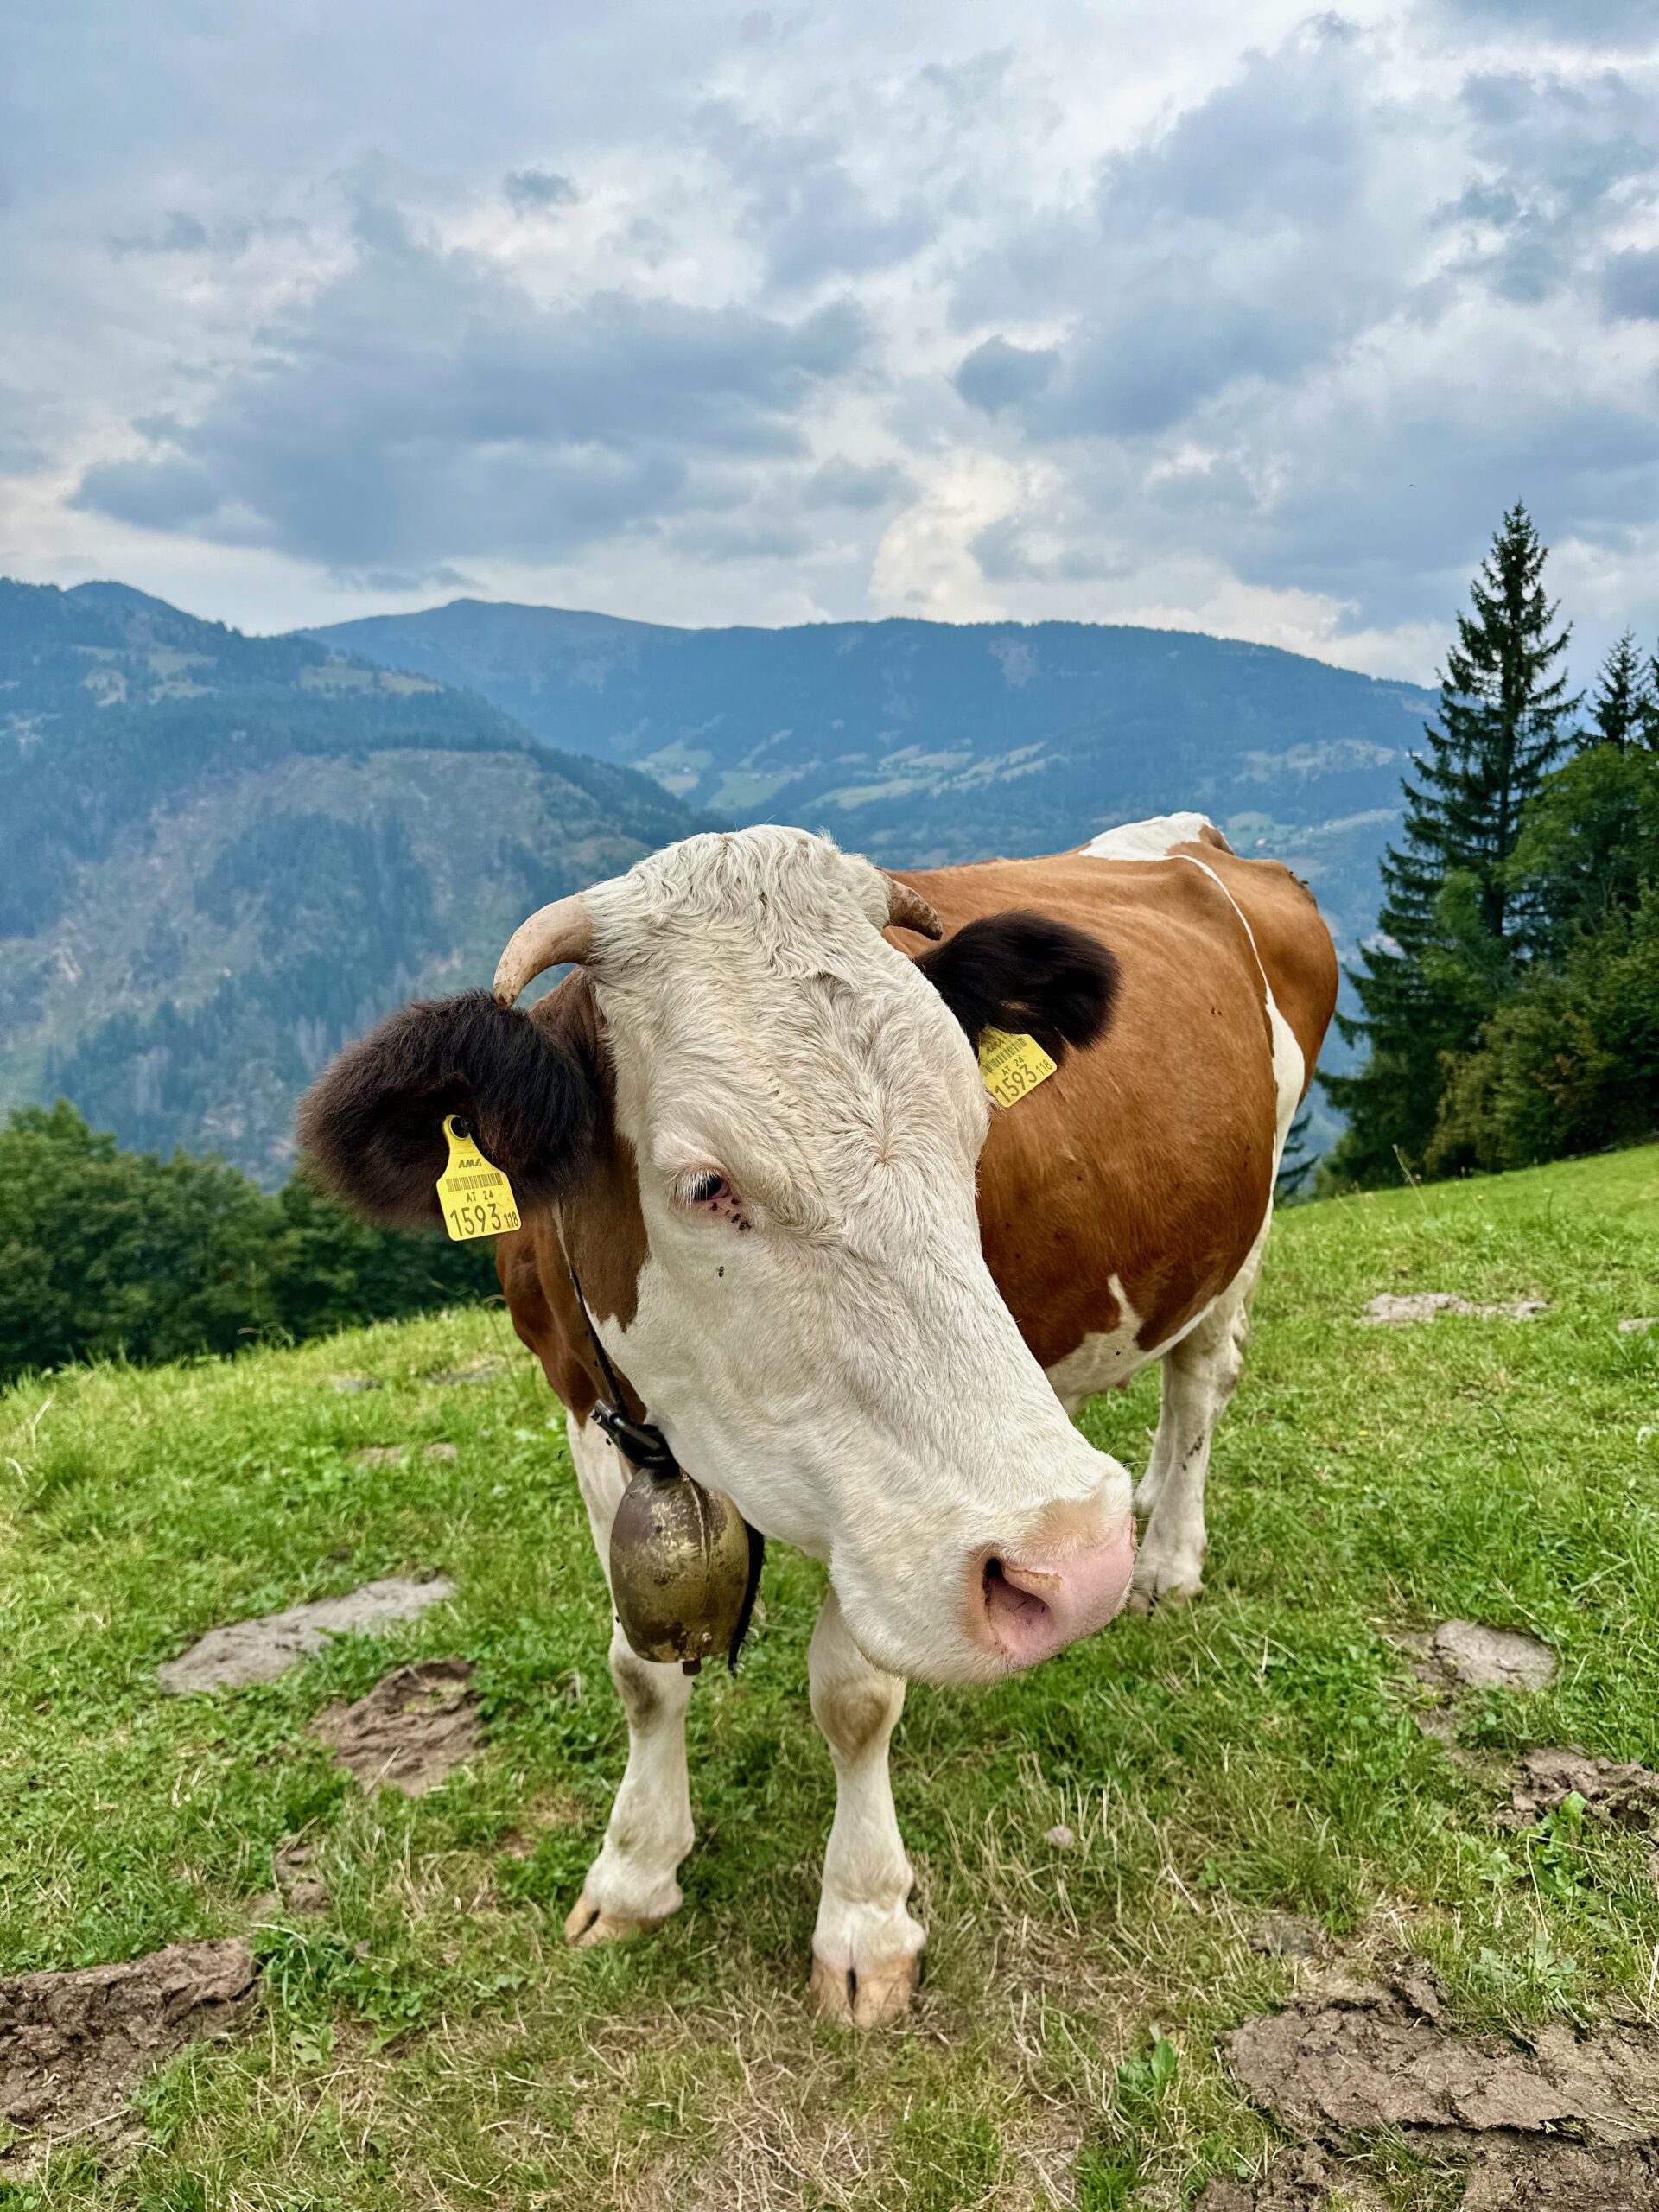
[2,1147,1657,2209]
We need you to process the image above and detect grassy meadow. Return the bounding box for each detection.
[2,1146,1657,2209]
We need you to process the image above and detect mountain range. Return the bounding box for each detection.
[2,578,1433,1178]
[0,580,701,1179]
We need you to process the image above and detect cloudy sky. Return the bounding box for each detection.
[3,1,1656,678]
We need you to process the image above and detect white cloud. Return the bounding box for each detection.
[1,0,1655,677]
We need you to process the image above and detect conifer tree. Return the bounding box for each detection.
[1325,502,1579,1183]
[1586,630,1648,751]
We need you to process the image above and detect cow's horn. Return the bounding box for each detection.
[493,893,595,1004]
[884,875,944,940]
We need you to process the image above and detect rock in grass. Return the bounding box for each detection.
[313,1659,479,1795]
[0,1939,257,2167]
[157,1577,456,1693]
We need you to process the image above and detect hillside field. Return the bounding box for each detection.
[2,1147,1656,2209]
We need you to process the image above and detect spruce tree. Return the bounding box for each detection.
[1586,629,1648,751]
[1325,502,1579,1183]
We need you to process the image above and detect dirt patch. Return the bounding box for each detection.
[1224,1966,1659,2209]
[349,1443,458,1467]
[330,1376,383,1393]
[498,1793,586,1858]
[1197,2145,1386,2210]
[313,1660,480,1795]
[1401,1619,1558,1695]
[0,1938,257,2171]
[1619,1318,1657,1335]
[1497,1746,1659,1831]
[423,1357,503,1387]
[273,1837,330,1914]
[1363,1292,1549,1326]
[156,1576,456,1693]
[1249,1911,1325,1960]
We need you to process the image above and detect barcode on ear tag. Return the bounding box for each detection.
[436,1114,521,1240]
[977,1027,1057,1109]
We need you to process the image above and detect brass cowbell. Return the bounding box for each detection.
[603,1428,753,1671]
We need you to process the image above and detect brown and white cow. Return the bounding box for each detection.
[300,815,1336,2024]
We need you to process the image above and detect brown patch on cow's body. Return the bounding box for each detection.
[891,839,1335,1374]
[498,835,1336,1438]
[498,975,652,1424]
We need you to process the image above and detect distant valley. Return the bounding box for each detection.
[309,598,1433,975]
[0,581,700,1179]
[2,578,1427,1175]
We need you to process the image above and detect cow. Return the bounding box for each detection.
[299,814,1336,2025]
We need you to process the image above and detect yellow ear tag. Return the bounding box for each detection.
[436,1115,521,1241]
[977,1027,1057,1109]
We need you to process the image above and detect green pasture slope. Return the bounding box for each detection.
[2,1148,1656,2209]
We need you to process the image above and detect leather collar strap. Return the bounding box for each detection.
[565,1259,677,1475]
[561,1246,766,1675]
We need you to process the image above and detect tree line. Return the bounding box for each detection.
[1324,502,1658,1186]
[0,1101,498,1388]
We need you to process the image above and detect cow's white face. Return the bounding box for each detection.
[573,829,1135,1685]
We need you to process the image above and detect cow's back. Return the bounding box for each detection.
[893,828,1337,1375]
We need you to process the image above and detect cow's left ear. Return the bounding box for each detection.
[915,912,1119,1062]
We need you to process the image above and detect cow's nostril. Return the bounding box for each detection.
[983,1556,1053,1635]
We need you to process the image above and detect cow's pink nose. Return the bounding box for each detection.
[976,1516,1136,1668]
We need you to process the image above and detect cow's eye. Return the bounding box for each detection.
[676,1168,731,1210]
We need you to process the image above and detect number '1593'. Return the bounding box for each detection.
[447,1198,512,1236]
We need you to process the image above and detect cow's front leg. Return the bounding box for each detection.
[563,1414,697,1944]
[807,1587,925,2027]
[1133,1267,1252,1609]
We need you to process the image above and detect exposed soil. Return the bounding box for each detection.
[350,1443,460,1467]
[1249,1911,1325,1960]
[312,1659,480,1795]
[423,1357,503,1387]
[273,1836,330,1914]
[1497,1745,1659,1831]
[156,1576,456,1692]
[1400,1619,1558,1696]
[0,1939,257,2171]
[1224,1964,1659,2209]
[1197,2145,1385,2210]
[1619,1318,1657,1334]
[330,1376,384,1393]
[1363,1292,1549,1326]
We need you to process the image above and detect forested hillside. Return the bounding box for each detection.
[0,581,701,1179]
[309,599,1436,968]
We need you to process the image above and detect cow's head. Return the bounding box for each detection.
[299,828,1135,1684]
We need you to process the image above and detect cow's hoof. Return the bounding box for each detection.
[1128,1557,1204,1613]
[563,1891,666,1948]
[809,1950,918,2028]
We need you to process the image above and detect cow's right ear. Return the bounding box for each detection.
[914,911,1119,1064]
[296,988,601,1229]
